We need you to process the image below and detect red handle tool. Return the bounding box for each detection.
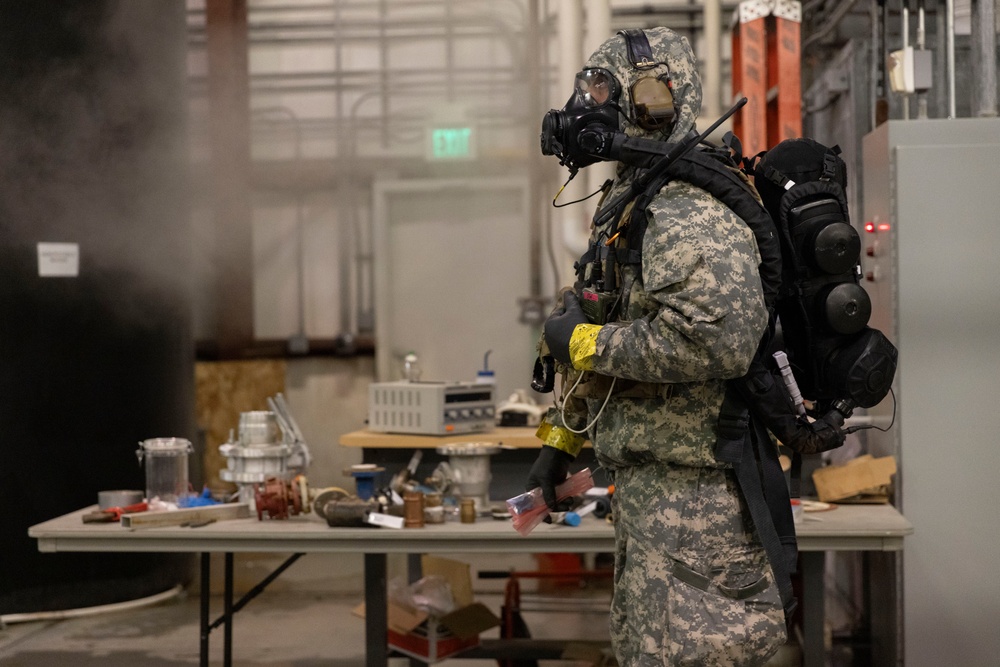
[82,501,149,524]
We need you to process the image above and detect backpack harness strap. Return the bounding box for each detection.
[715,385,799,621]
[614,148,783,309]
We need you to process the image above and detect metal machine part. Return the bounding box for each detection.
[431,442,501,515]
[253,475,309,521]
[368,381,495,435]
[319,494,380,528]
[97,490,144,511]
[344,464,385,500]
[219,395,311,507]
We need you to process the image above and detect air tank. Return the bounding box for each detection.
[0,1,195,612]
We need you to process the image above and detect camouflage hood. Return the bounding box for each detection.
[584,27,702,145]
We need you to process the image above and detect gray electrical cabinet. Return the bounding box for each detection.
[862,118,1000,667]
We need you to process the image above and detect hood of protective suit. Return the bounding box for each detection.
[584,27,702,145]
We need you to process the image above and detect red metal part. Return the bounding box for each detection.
[732,15,768,159]
[254,476,305,520]
[732,4,802,158]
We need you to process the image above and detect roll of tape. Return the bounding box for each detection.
[98,489,144,510]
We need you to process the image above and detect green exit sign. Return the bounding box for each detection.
[430,127,474,160]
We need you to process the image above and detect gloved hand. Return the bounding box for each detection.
[525,445,576,512]
[544,291,588,365]
[787,411,846,454]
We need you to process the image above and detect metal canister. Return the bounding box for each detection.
[404,491,425,528]
[423,492,445,524]
[460,497,477,524]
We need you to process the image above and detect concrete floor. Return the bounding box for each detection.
[0,552,613,667]
[0,551,808,666]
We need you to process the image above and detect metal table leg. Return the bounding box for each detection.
[224,552,234,667]
[407,553,422,667]
[200,552,210,667]
[801,551,826,667]
[365,553,388,667]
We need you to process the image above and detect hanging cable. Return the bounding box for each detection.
[557,371,617,435]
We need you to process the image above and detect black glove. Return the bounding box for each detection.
[543,291,588,365]
[525,445,575,512]
[737,360,846,455]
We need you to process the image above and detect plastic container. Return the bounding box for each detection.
[136,437,193,504]
[476,350,496,385]
[791,498,804,524]
[506,468,595,536]
[403,352,421,382]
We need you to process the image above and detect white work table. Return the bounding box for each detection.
[31,503,911,667]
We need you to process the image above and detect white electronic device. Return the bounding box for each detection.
[367,381,495,435]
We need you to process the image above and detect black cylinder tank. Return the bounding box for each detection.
[0,1,195,612]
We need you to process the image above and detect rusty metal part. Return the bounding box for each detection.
[403,491,425,528]
[253,475,308,520]
[321,496,379,527]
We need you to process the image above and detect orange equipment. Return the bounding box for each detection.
[731,0,803,159]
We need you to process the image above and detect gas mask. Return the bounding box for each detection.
[540,29,678,173]
[540,68,623,171]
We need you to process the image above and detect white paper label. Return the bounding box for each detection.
[37,243,80,277]
[367,512,405,529]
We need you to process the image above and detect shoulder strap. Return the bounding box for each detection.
[715,385,798,621]
[618,149,783,310]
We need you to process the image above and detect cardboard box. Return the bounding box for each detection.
[812,455,897,503]
[364,555,500,664]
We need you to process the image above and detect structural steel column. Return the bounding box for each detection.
[206,0,254,356]
[732,0,802,158]
[732,2,768,158]
[769,1,802,144]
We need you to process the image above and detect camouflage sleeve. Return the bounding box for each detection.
[590,181,767,383]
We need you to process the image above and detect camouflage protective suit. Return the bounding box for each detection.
[547,28,786,666]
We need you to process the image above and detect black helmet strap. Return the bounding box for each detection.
[617,29,656,69]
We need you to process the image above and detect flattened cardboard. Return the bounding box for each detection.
[812,455,897,503]
[439,601,500,639]
[420,555,474,607]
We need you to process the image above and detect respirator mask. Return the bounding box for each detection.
[540,29,679,173]
[540,68,622,171]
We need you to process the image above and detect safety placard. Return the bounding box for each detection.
[37,242,80,277]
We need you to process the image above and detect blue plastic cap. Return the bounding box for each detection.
[563,512,582,527]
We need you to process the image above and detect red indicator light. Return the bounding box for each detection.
[865,222,875,232]
[877,223,891,232]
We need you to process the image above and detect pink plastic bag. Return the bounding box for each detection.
[506,468,594,536]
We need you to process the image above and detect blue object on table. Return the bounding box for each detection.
[178,487,220,508]
[347,468,383,500]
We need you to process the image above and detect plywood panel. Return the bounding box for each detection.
[195,359,286,492]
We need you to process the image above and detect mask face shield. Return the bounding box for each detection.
[572,68,616,108]
[540,68,622,171]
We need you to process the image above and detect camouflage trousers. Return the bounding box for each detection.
[608,462,786,666]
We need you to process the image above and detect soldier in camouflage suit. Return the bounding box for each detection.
[526,28,787,666]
